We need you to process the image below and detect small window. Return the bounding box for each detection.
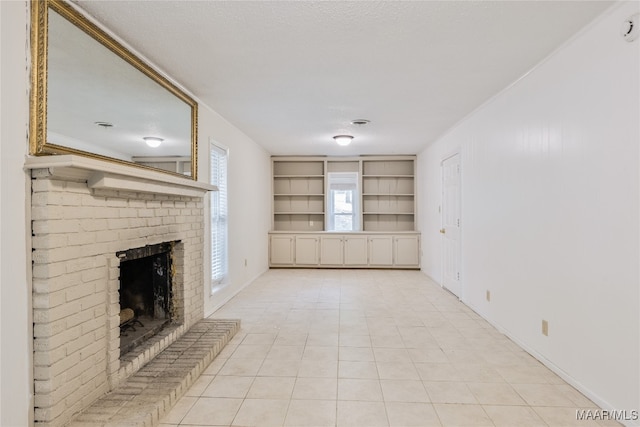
[327,172,359,231]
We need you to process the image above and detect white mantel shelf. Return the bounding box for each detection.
[24,155,217,198]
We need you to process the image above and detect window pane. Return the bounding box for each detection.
[334,214,353,231]
[332,190,353,213]
[327,172,359,231]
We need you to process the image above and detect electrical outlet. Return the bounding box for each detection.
[542,320,549,336]
[486,290,491,302]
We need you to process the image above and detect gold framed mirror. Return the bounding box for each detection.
[30,0,198,180]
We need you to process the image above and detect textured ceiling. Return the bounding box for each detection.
[74,0,613,156]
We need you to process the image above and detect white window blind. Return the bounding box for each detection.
[210,143,228,286]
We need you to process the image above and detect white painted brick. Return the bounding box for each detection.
[137,208,154,217]
[66,232,97,246]
[33,289,66,309]
[34,400,68,422]
[80,266,106,283]
[93,304,106,319]
[48,352,82,378]
[129,199,146,208]
[32,234,69,249]
[118,190,139,200]
[81,218,108,232]
[105,198,128,208]
[34,318,67,338]
[64,181,92,194]
[32,178,56,192]
[80,310,106,337]
[82,194,107,207]
[64,281,97,302]
[147,217,162,227]
[33,219,81,234]
[47,246,84,263]
[107,218,129,229]
[66,306,98,329]
[66,257,99,274]
[36,325,81,353]
[66,331,99,355]
[33,346,66,367]
[79,293,103,311]
[59,193,83,206]
[34,299,80,323]
[96,229,117,243]
[128,218,146,228]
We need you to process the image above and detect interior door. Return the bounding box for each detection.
[441,154,461,298]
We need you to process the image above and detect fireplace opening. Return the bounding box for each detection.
[117,241,177,357]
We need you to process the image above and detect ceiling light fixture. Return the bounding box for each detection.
[350,119,370,126]
[143,136,164,148]
[333,135,354,146]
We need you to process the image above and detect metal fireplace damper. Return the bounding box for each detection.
[117,241,177,357]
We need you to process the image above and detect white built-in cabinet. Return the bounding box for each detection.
[269,235,295,265]
[270,156,419,269]
[344,235,369,266]
[269,233,420,268]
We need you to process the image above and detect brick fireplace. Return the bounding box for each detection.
[27,155,216,427]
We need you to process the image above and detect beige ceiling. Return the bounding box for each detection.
[74,0,613,156]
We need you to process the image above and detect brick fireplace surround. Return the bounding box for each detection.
[26,155,217,426]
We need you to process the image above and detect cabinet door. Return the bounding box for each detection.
[270,235,294,265]
[295,235,319,265]
[394,235,420,267]
[368,235,393,266]
[344,236,368,266]
[320,235,343,265]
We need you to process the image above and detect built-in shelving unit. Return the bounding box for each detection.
[272,159,325,231]
[362,159,415,232]
[272,156,415,232]
[270,156,418,268]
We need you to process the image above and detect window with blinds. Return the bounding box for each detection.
[210,143,228,286]
[327,172,360,231]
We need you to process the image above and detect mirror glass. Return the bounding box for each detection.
[31,0,198,179]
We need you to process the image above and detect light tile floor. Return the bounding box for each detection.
[159,269,618,427]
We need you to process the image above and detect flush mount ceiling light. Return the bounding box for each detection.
[143,136,164,148]
[333,135,354,146]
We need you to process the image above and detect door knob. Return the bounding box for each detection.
[439,228,446,234]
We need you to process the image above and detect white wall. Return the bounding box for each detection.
[1,1,33,426]
[199,106,271,317]
[418,1,640,420]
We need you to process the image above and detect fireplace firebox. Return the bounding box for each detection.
[117,241,178,356]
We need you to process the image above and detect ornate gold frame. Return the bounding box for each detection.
[29,0,199,180]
